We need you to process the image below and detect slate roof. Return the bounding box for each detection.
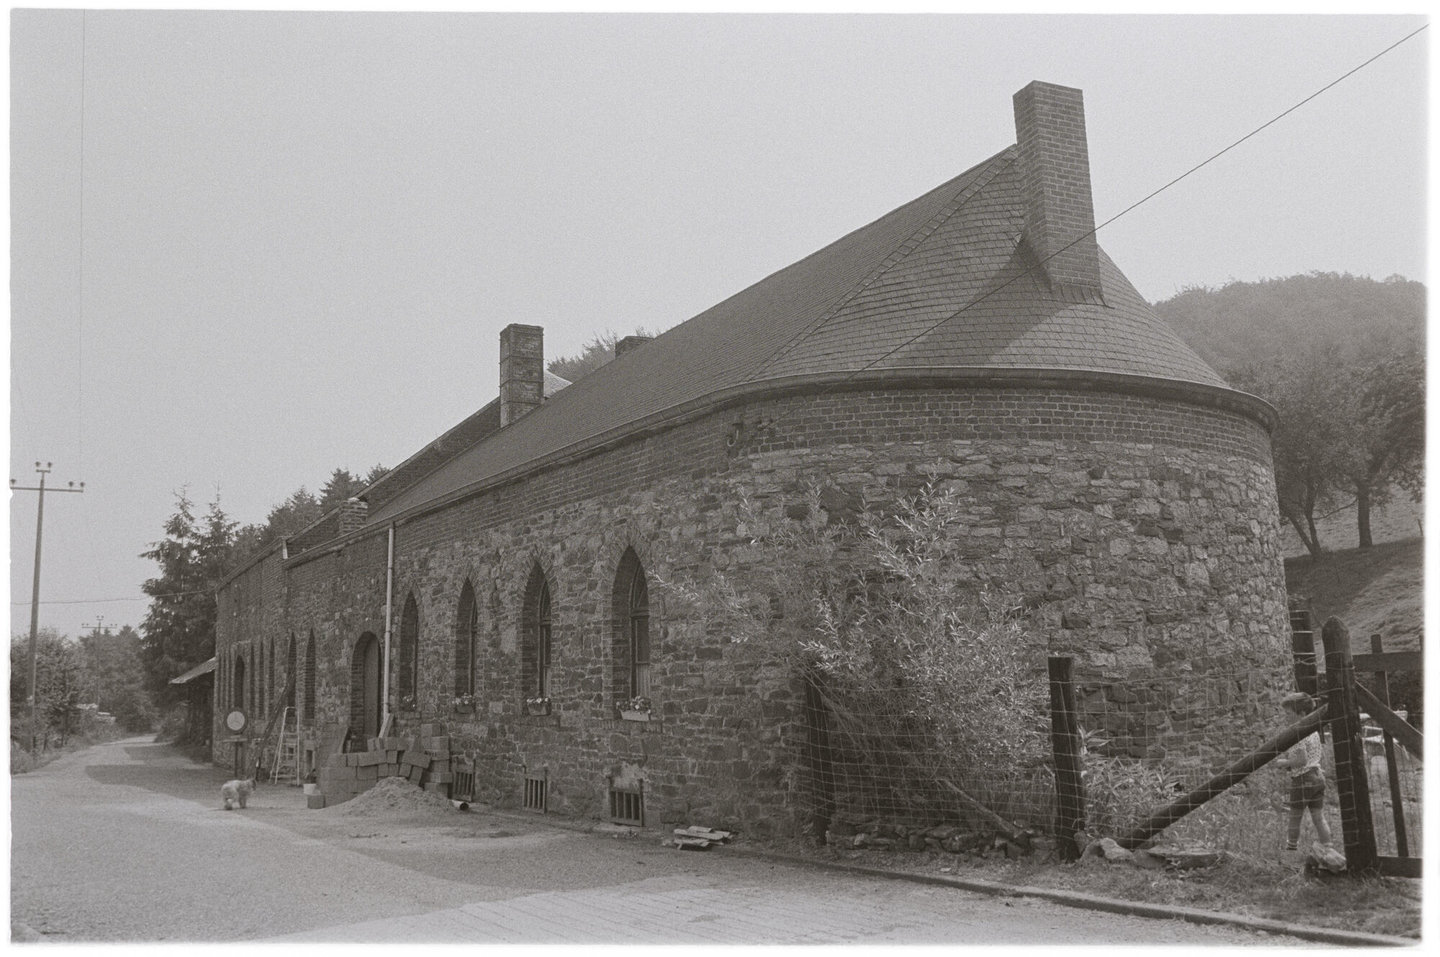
[365,145,1238,525]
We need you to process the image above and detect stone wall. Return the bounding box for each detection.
[214,380,1290,836]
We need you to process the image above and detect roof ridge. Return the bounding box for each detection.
[748,148,1016,382]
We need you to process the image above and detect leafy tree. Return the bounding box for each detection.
[80,625,157,733]
[547,327,658,382]
[1232,349,1359,559]
[231,464,391,569]
[1347,349,1424,549]
[9,628,85,750]
[139,490,234,713]
[1157,273,1425,553]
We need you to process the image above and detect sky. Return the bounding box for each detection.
[6,8,1430,643]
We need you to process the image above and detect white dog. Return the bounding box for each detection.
[221,778,255,810]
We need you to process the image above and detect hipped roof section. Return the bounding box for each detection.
[366,145,1237,526]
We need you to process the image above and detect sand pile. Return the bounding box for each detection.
[334,776,456,816]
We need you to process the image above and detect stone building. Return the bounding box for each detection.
[213,81,1289,837]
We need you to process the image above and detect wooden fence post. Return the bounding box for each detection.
[1048,656,1085,861]
[803,668,837,844]
[1321,617,1378,873]
[1370,634,1409,858]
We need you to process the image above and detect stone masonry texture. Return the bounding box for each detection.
[214,381,1290,838]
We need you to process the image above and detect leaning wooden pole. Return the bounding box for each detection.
[1116,704,1326,850]
[1321,617,1379,873]
[1048,656,1086,861]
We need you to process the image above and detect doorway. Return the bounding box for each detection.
[350,632,383,741]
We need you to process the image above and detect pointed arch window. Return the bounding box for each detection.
[455,580,479,700]
[612,549,651,702]
[303,631,317,724]
[521,564,553,700]
[398,594,419,708]
[286,633,297,711]
[233,653,247,711]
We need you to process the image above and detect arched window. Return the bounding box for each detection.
[286,634,297,710]
[233,653,247,711]
[455,580,479,699]
[398,594,419,708]
[304,631,317,724]
[612,548,650,702]
[521,564,553,699]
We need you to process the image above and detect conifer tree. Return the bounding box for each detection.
[139,490,235,704]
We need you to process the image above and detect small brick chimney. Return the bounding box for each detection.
[1012,81,1101,297]
[337,497,368,536]
[500,323,545,426]
[615,334,653,358]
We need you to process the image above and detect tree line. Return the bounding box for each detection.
[1155,272,1424,558]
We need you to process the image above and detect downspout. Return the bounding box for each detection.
[382,524,395,732]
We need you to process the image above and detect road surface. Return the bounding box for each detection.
[11,736,1287,944]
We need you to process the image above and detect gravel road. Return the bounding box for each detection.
[11,737,1293,944]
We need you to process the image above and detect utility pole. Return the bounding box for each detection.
[11,462,84,752]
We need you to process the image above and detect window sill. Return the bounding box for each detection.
[619,710,653,723]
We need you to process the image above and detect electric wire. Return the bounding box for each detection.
[22,25,1427,615]
[746,23,1428,440]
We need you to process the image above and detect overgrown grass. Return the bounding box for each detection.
[781,839,1421,939]
[8,723,135,775]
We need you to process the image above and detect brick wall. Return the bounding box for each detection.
[215,380,1288,835]
[1013,80,1100,294]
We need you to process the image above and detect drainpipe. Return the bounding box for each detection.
[382,524,395,732]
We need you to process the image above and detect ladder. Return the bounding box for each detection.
[271,707,298,785]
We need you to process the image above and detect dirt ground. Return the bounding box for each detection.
[10,737,1317,945]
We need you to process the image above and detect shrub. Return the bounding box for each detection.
[664,477,1049,829]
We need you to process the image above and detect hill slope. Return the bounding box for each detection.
[1285,537,1423,653]
[1284,537,1422,715]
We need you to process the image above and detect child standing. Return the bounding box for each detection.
[1274,692,1333,851]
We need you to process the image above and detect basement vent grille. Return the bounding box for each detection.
[451,763,475,803]
[523,771,548,813]
[609,785,644,826]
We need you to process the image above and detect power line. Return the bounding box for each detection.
[746,23,1428,436]
[12,588,216,607]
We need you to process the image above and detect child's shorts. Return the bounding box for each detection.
[1286,767,1325,811]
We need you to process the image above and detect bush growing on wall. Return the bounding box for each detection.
[665,476,1050,829]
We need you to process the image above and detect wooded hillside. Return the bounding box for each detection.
[1154,272,1425,558]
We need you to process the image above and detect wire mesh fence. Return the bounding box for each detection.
[792,647,1425,866]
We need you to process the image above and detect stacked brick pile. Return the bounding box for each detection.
[316,722,455,807]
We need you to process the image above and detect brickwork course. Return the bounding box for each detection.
[214,80,1290,839]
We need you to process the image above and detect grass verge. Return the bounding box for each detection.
[770,839,1420,939]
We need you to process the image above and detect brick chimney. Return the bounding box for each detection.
[615,334,653,358]
[500,323,544,426]
[337,497,368,536]
[1012,81,1101,297]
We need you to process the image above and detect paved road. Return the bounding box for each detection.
[11,737,1285,944]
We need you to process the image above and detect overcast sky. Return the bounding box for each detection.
[7,9,1429,641]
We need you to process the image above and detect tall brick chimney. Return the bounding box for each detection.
[499,323,544,426]
[1012,81,1101,297]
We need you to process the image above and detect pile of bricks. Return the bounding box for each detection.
[315,722,455,807]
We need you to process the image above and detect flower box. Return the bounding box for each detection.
[452,702,474,714]
[523,699,552,716]
[619,709,652,722]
